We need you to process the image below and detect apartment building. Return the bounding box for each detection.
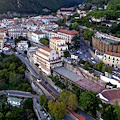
[103,52,120,68]
[7,27,28,39]
[32,30,45,43]
[57,29,78,43]
[33,46,62,75]
[50,37,68,57]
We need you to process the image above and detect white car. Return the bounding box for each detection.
[91,57,94,60]
[80,52,82,55]
[37,79,42,82]
[92,61,96,64]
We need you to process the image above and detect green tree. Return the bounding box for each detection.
[59,90,78,111]
[79,90,101,117]
[83,61,90,70]
[0,112,4,120]
[48,100,66,119]
[72,22,80,31]
[114,101,120,120]
[40,38,49,46]
[101,104,117,120]
[68,94,78,111]
[39,95,48,109]
[108,68,113,73]
[5,111,12,119]
[63,50,70,58]
[23,98,33,109]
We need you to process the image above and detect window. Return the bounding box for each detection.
[113,57,115,60]
[108,56,110,59]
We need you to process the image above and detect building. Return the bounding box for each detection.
[17,41,28,51]
[7,27,28,39]
[50,37,68,57]
[7,97,23,107]
[0,37,4,49]
[92,32,120,54]
[92,32,120,68]
[103,52,120,68]
[57,7,74,15]
[32,30,45,43]
[33,46,62,75]
[98,89,120,105]
[57,29,78,43]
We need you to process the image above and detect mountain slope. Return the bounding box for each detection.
[0,0,83,14]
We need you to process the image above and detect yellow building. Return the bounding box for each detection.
[103,52,120,68]
[0,37,4,49]
[33,46,62,75]
[50,37,68,57]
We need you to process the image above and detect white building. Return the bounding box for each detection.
[33,46,62,75]
[17,41,28,51]
[32,30,45,43]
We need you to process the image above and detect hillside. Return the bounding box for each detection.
[0,0,83,14]
[107,0,120,10]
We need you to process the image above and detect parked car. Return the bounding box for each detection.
[37,79,42,82]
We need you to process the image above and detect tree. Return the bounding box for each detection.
[5,111,12,119]
[79,90,101,117]
[72,22,80,31]
[68,94,78,111]
[114,101,120,120]
[23,98,33,109]
[83,61,90,70]
[82,29,94,41]
[39,38,49,46]
[59,90,78,111]
[39,95,48,109]
[101,104,117,120]
[108,68,113,73]
[48,100,66,119]
[0,112,4,120]
[63,50,70,58]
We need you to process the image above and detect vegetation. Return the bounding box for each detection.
[0,0,83,14]
[82,29,94,41]
[69,22,80,31]
[79,90,101,117]
[48,100,66,119]
[0,54,32,92]
[57,17,67,26]
[63,50,70,58]
[84,0,110,7]
[107,0,120,11]
[0,97,37,120]
[59,90,78,111]
[40,38,49,46]
[39,95,66,120]
[15,36,27,44]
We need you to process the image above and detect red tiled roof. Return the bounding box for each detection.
[51,37,61,40]
[33,30,44,35]
[58,29,78,35]
[105,52,120,57]
[39,46,52,52]
[101,89,120,101]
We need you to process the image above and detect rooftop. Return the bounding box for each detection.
[33,30,44,35]
[105,52,120,57]
[53,67,82,82]
[95,32,120,43]
[39,46,52,52]
[58,29,78,35]
[7,97,22,103]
